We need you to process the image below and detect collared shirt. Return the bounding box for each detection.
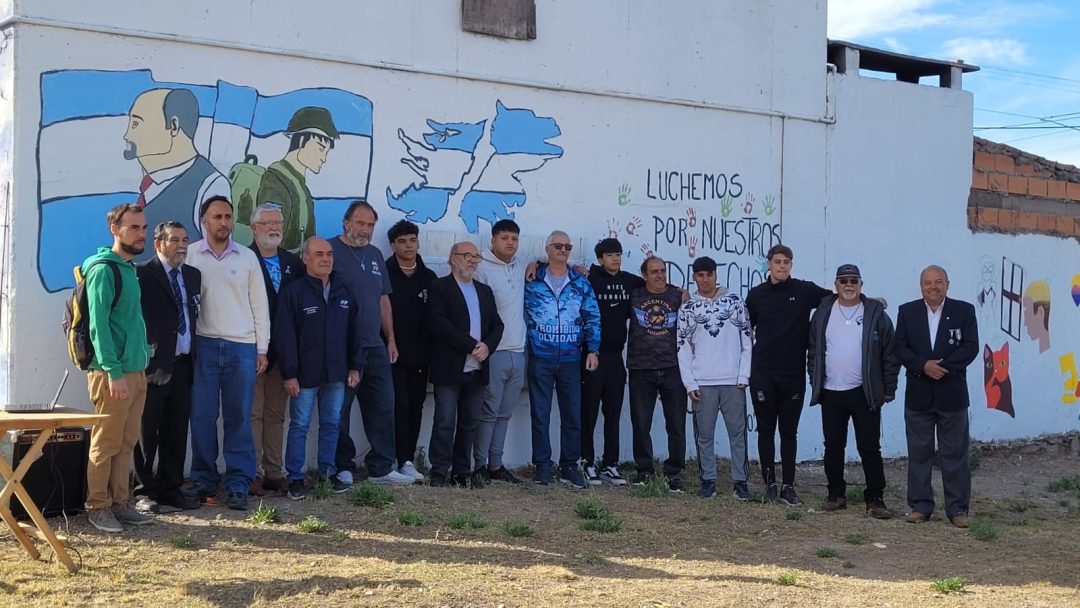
[159,254,192,356]
[926,300,944,350]
[143,157,230,228]
[196,237,242,262]
[457,278,482,372]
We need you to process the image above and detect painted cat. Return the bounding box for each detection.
[983,342,1015,418]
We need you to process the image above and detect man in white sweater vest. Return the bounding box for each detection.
[677,256,753,501]
[184,196,271,511]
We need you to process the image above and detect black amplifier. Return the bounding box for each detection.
[0,427,89,520]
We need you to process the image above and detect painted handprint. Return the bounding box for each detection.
[626,216,642,236]
[743,193,755,215]
[688,236,698,258]
[720,195,734,218]
[762,195,776,216]
[686,207,697,228]
[640,243,654,258]
[606,218,620,239]
[618,184,632,206]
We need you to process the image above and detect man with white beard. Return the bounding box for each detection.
[247,204,303,496]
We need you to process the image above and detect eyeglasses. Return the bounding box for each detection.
[255,220,284,227]
[453,253,482,262]
[837,278,860,285]
[548,243,573,252]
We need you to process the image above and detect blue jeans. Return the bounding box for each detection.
[286,382,345,481]
[335,346,396,477]
[189,337,257,494]
[527,356,582,471]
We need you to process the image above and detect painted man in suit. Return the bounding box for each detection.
[426,241,504,488]
[894,265,979,528]
[133,220,202,512]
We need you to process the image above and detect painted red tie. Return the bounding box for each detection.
[135,173,153,208]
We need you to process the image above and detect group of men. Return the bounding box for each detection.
[80,194,979,535]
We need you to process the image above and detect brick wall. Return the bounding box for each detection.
[969,137,1080,239]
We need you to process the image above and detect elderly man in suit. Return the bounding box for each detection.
[894,265,978,528]
[427,241,504,488]
[133,220,202,512]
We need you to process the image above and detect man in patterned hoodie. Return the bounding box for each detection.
[677,256,753,500]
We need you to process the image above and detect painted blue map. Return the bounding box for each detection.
[387,100,563,233]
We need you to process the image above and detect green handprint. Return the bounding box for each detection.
[618,184,631,206]
[720,195,734,218]
[763,195,777,216]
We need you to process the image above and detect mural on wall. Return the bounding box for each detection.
[386,101,563,233]
[1058,352,1080,405]
[1071,274,1080,307]
[983,342,1015,418]
[976,255,998,327]
[1000,256,1025,341]
[1022,279,1051,353]
[36,69,374,291]
[603,169,781,296]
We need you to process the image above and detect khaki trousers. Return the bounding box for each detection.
[86,370,147,511]
[252,366,288,481]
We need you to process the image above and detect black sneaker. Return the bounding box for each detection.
[632,472,655,486]
[226,491,249,511]
[559,466,587,490]
[778,484,802,507]
[765,483,779,503]
[534,466,552,486]
[583,464,602,486]
[287,480,308,501]
[599,466,627,486]
[698,480,717,498]
[667,475,685,494]
[489,466,523,484]
[429,474,449,488]
[329,476,350,494]
[733,481,752,502]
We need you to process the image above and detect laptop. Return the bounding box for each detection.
[1,370,69,413]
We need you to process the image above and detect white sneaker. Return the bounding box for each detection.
[584,465,603,486]
[399,461,425,481]
[369,470,414,485]
[599,466,628,486]
[336,470,354,486]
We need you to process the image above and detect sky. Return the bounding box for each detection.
[828,0,1080,166]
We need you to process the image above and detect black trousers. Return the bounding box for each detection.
[430,372,485,478]
[581,352,626,467]
[133,355,192,501]
[905,406,971,518]
[749,372,805,486]
[628,367,686,476]
[821,387,886,504]
[392,364,429,466]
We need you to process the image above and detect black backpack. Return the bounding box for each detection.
[62,259,122,370]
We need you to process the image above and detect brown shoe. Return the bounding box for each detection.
[866,502,892,520]
[262,477,289,494]
[823,497,848,511]
[949,514,968,528]
[905,511,928,524]
[248,478,267,497]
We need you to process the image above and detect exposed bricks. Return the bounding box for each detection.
[1037,213,1056,232]
[1028,177,1048,198]
[988,172,1008,192]
[971,169,989,190]
[1048,180,1068,199]
[1007,175,1028,195]
[1056,215,1074,236]
[999,209,1019,230]
[1069,182,1080,202]
[974,151,997,171]
[994,154,1016,173]
[1017,211,1039,231]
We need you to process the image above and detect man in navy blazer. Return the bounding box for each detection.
[427,241,504,488]
[894,265,979,528]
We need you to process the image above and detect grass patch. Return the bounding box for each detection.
[1048,475,1080,494]
[348,481,394,508]
[1006,499,1035,513]
[786,510,803,521]
[969,520,1000,542]
[397,510,427,526]
[331,529,349,542]
[448,512,487,529]
[580,516,622,533]
[246,501,280,525]
[297,515,328,533]
[816,547,839,558]
[308,478,333,500]
[628,476,669,498]
[502,520,534,538]
[166,533,197,549]
[574,499,613,520]
[777,571,798,586]
[1056,498,1070,508]
[842,560,855,569]
[846,486,864,503]
[969,445,982,471]
[580,550,605,565]
[844,533,868,545]
[931,577,966,594]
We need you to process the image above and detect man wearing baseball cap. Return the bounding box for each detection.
[257,106,340,252]
[807,264,899,519]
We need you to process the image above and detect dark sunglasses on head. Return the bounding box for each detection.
[549,243,573,252]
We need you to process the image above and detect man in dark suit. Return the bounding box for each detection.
[894,265,979,528]
[248,203,303,495]
[133,221,201,512]
[427,241,504,488]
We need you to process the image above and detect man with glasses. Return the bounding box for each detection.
[427,242,504,487]
[523,231,600,489]
[807,264,899,519]
[247,203,302,496]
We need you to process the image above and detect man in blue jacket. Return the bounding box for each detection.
[524,230,601,489]
[274,236,363,500]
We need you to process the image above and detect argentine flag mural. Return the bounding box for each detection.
[36,69,373,291]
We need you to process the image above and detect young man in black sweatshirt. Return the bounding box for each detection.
[745,244,831,506]
[581,238,644,485]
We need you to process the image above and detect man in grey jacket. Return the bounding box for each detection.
[807,264,899,519]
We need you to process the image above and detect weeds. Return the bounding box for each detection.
[574,499,612,520]
[398,510,427,526]
[842,560,855,569]
[580,516,623,533]
[628,476,669,498]
[1048,475,1080,494]
[845,486,864,503]
[309,478,333,500]
[969,446,982,471]
[777,571,798,586]
[297,515,328,533]
[931,577,966,594]
[844,533,868,545]
[331,529,349,542]
[816,547,839,558]
[786,510,803,521]
[448,512,487,529]
[246,501,280,525]
[166,533,197,549]
[348,482,394,508]
[580,550,605,565]
[969,520,1000,542]
[502,521,534,537]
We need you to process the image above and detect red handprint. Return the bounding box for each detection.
[626,216,642,236]
[688,236,698,258]
[686,207,697,228]
[743,194,755,215]
[640,243,653,258]
[606,218,620,239]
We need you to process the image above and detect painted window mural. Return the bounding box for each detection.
[36,69,373,291]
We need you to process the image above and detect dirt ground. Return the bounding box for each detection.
[2,442,1079,608]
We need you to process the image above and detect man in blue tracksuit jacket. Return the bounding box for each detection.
[274,237,364,500]
[524,230,601,489]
